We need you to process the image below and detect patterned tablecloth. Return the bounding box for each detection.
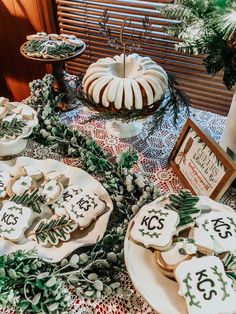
[1,104,236,314]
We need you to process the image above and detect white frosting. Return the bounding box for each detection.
[0,106,6,116]
[0,171,11,197]
[66,191,105,229]
[23,165,42,177]
[0,201,33,242]
[0,97,9,106]
[130,204,179,250]
[45,171,63,181]
[192,227,214,252]
[12,176,32,195]
[161,241,192,266]
[52,185,83,216]
[2,113,22,122]
[82,53,168,110]
[175,256,236,314]
[182,241,197,255]
[21,107,33,119]
[41,180,61,201]
[196,212,236,253]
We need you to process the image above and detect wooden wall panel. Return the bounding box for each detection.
[0,0,56,101]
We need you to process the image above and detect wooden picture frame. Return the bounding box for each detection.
[169,118,236,200]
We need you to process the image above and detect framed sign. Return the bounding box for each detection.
[169,118,236,200]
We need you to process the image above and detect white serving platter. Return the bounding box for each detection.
[124,196,235,314]
[0,157,113,262]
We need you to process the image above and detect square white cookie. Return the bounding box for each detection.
[175,256,236,314]
[65,191,106,229]
[0,201,33,242]
[196,212,236,254]
[130,204,179,250]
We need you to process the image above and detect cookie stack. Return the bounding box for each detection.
[0,165,107,247]
[129,190,236,314]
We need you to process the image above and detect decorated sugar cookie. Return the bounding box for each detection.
[196,212,236,254]
[20,107,34,120]
[51,185,83,216]
[175,256,236,314]
[28,215,78,246]
[190,227,214,255]
[41,179,63,204]
[0,201,33,242]
[20,165,43,180]
[65,191,106,229]
[44,171,69,186]
[130,204,179,250]
[0,171,11,198]
[7,176,36,197]
[155,238,197,278]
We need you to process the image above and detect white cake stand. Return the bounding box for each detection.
[105,119,145,138]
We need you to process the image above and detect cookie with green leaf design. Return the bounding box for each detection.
[175,256,236,314]
[0,200,33,242]
[130,200,179,251]
[195,212,236,254]
[164,190,200,233]
[65,191,106,229]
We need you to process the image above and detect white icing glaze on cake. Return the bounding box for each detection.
[82,54,168,111]
[130,203,179,250]
[12,176,33,195]
[175,256,236,314]
[196,212,236,254]
[0,201,33,242]
[65,191,106,229]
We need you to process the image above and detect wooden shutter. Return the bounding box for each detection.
[56,0,233,115]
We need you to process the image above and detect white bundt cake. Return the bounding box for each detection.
[82,54,168,111]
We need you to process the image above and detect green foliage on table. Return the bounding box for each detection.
[0,220,129,313]
[0,251,72,313]
[161,0,236,89]
[0,118,26,138]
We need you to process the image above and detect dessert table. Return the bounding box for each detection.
[0,93,231,314]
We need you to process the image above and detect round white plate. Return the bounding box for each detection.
[0,157,113,262]
[124,196,235,314]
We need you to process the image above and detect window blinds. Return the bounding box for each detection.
[56,0,233,115]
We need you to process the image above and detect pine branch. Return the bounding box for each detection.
[10,189,46,214]
[165,190,200,228]
[162,5,197,23]
[0,118,26,138]
[31,215,78,246]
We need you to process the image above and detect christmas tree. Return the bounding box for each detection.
[162,0,236,89]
